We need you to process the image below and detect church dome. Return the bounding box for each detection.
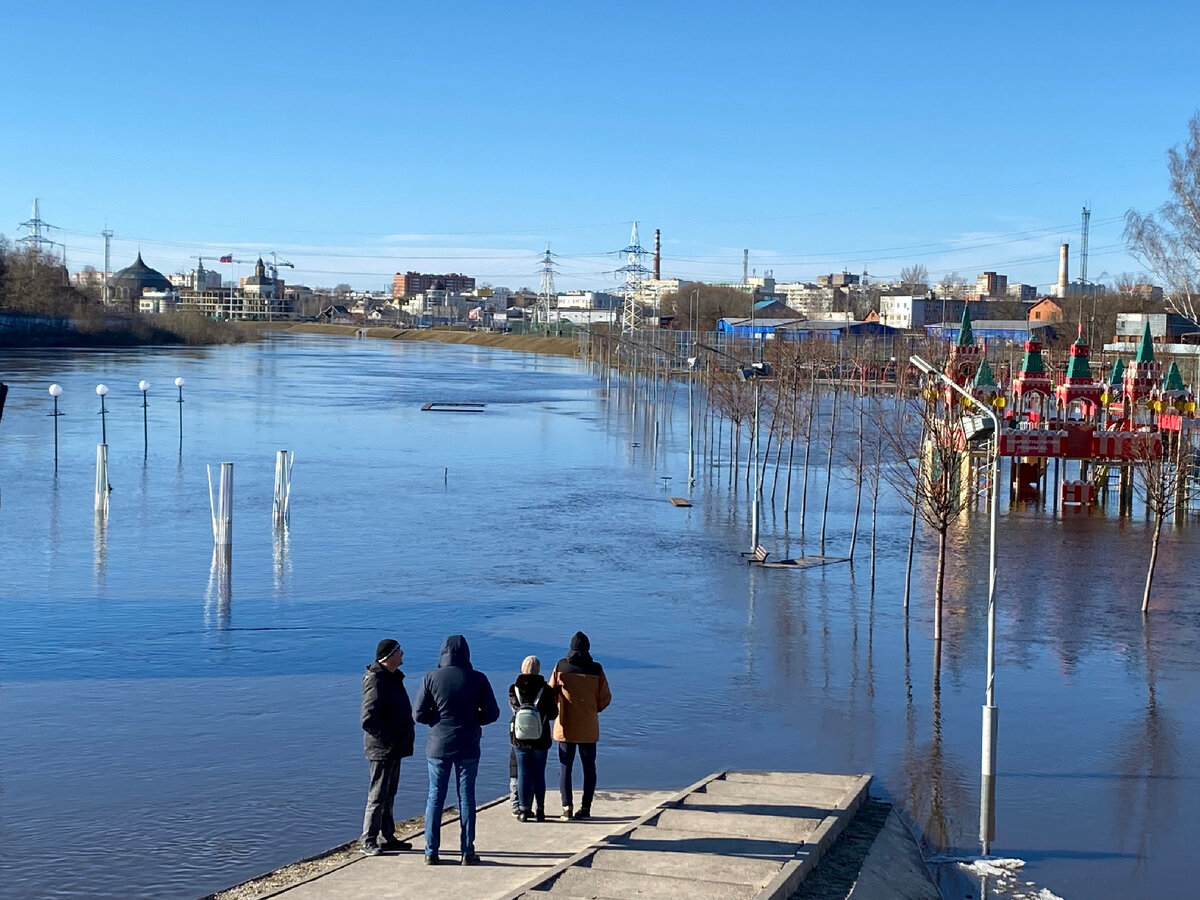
[111,252,173,299]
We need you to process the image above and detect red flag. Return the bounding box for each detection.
[219,254,233,263]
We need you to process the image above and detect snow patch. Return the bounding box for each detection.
[937,855,1066,900]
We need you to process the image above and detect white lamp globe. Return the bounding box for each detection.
[174,377,185,387]
[96,384,109,397]
[138,380,150,392]
[49,384,62,397]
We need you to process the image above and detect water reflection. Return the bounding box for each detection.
[1114,618,1180,874]
[93,511,108,588]
[273,524,291,596]
[204,548,231,631]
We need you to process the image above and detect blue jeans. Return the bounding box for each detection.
[515,747,548,813]
[424,756,479,858]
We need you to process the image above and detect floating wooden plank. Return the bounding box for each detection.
[755,555,852,569]
[669,497,692,507]
[421,401,486,412]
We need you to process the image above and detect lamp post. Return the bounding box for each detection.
[48,384,63,470]
[138,380,150,459]
[175,377,185,447]
[686,352,699,487]
[96,384,109,444]
[910,354,1000,856]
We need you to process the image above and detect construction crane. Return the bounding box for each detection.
[267,252,294,281]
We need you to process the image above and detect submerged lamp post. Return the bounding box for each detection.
[174,377,185,447]
[741,361,772,555]
[910,353,1000,856]
[48,384,63,469]
[686,352,700,487]
[95,384,109,444]
[139,380,150,458]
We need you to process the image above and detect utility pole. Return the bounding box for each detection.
[743,249,749,286]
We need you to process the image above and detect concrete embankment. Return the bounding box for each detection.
[243,322,582,358]
[203,770,940,900]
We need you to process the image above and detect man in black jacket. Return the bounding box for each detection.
[360,638,414,856]
[413,635,500,866]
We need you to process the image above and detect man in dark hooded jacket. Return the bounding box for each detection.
[360,638,415,855]
[549,631,611,820]
[413,635,500,865]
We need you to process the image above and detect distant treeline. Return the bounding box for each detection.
[0,239,249,347]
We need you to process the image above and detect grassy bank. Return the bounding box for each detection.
[250,322,582,357]
[0,310,254,348]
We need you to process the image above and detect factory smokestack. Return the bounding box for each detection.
[1058,243,1069,292]
[653,228,661,280]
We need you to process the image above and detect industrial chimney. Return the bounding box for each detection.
[653,228,661,281]
[1058,243,1069,294]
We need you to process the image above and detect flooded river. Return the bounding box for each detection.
[0,334,1196,899]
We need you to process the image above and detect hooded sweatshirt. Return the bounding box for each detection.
[413,635,500,760]
[549,631,612,744]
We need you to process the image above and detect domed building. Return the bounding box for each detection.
[109,252,173,304]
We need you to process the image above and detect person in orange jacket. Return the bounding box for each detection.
[548,631,611,820]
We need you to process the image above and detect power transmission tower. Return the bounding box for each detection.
[1079,204,1090,285]
[617,222,650,334]
[18,198,58,254]
[537,244,557,332]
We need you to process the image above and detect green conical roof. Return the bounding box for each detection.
[1064,338,1092,380]
[1162,361,1186,392]
[1020,342,1046,375]
[1135,321,1155,363]
[1108,358,1125,385]
[957,304,974,347]
[973,358,997,388]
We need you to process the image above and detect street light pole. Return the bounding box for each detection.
[139,380,150,459]
[750,374,761,553]
[910,354,1000,856]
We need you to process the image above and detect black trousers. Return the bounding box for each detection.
[558,741,597,811]
[362,757,402,844]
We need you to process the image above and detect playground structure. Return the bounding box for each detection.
[939,306,1198,515]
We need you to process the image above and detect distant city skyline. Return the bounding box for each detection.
[2,1,1195,294]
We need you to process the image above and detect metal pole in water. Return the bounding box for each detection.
[273,450,293,527]
[94,443,109,514]
[48,384,63,470]
[208,462,233,556]
[175,377,186,449]
[139,380,150,459]
[96,384,109,444]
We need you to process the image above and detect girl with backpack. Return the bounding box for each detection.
[508,656,559,822]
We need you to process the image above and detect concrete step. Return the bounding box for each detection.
[589,847,781,886]
[544,866,758,900]
[698,778,849,808]
[617,825,799,860]
[679,793,836,820]
[722,771,864,792]
[653,807,822,843]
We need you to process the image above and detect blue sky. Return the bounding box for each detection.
[2,1,1196,293]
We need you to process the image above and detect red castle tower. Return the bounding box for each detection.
[1054,326,1103,419]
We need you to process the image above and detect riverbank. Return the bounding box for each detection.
[240,322,582,357]
[0,310,253,348]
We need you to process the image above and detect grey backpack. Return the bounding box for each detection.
[511,685,545,742]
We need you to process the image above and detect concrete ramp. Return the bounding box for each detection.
[507,770,870,900]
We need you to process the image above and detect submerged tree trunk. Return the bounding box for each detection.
[903,497,918,611]
[801,373,816,533]
[934,527,947,641]
[820,385,839,555]
[849,405,864,561]
[1142,512,1164,614]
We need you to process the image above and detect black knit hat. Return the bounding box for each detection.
[375,639,400,662]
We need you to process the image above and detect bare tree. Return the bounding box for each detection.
[878,388,976,640]
[899,263,929,295]
[1132,430,1190,614]
[936,271,965,299]
[1125,111,1200,326]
